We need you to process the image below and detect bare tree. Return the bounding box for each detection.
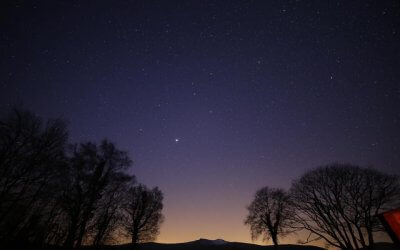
[245,187,294,248]
[122,184,164,247]
[0,108,68,246]
[89,172,134,246]
[62,140,132,249]
[290,163,400,249]
[0,108,147,249]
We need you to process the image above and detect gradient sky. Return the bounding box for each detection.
[1,0,400,246]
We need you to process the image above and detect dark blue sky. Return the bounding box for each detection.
[1,0,399,244]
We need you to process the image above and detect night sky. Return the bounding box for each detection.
[1,0,400,245]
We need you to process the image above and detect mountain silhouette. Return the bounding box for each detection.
[91,239,325,250]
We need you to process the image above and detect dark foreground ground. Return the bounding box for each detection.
[9,239,397,250]
[92,239,324,250]
[84,239,398,250]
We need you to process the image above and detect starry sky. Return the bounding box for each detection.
[1,0,400,245]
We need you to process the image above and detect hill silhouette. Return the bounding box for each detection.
[89,239,324,250]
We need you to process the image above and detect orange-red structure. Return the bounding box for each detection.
[380,208,400,248]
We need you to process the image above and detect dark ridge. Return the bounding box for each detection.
[7,239,396,250]
[87,239,325,250]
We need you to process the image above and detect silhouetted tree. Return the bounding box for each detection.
[62,140,132,249]
[290,163,400,250]
[0,108,155,249]
[245,187,294,248]
[89,172,134,246]
[0,108,68,246]
[122,184,164,248]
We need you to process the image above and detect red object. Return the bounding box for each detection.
[381,208,400,246]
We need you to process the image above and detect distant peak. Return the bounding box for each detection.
[212,239,228,245]
[197,238,228,245]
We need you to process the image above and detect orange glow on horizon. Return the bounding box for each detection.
[155,206,318,246]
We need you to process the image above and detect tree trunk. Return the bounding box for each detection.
[367,230,374,250]
[63,227,76,249]
[271,233,278,250]
[132,235,139,250]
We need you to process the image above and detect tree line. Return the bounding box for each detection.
[0,108,164,249]
[245,163,400,250]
